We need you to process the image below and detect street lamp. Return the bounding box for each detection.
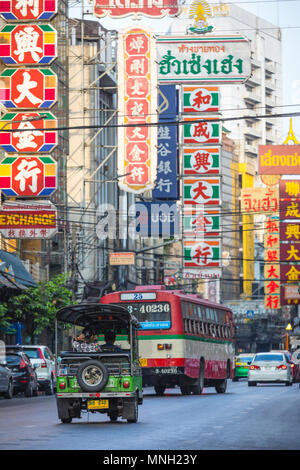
[285,323,293,350]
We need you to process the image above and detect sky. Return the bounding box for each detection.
[70,0,300,140]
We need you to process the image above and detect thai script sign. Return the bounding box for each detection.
[0,68,57,109]
[117,27,157,194]
[0,154,57,197]
[109,252,135,266]
[153,85,178,200]
[0,200,57,238]
[0,0,57,21]
[258,145,300,175]
[183,176,220,206]
[183,146,220,175]
[92,0,180,18]
[241,187,278,213]
[183,267,221,279]
[183,208,220,237]
[0,111,57,152]
[182,116,221,145]
[0,23,57,65]
[157,35,251,84]
[183,238,221,268]
[182,86,219,113]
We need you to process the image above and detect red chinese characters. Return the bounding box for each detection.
[117,27,157,194]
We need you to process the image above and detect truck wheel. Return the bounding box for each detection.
[76,360,108,393]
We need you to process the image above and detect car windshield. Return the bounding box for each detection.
[236,356,253,362]
[23,349,40,359]
[254,354,284,362]
[6,354,21,365]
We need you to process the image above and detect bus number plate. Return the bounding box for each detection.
[155,367,178,374]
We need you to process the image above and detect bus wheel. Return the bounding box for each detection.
[193,362,204,395]
[215,379,227,394]
[154,384,166,396]
[180,386,192,395]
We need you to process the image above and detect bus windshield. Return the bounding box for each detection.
[116,302,171,330]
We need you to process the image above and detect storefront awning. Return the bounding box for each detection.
[0,250,37,290]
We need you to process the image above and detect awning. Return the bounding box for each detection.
[0,250,37,290]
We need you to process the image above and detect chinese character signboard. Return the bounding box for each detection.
[183,146,220,175]
[0,24,57,65]
[153,85,178,200]
[279,178,300,199]
[0,200,57,238]
[0,68,57,109]
[183,239,221,268]
[183,177,221,206]
[264,214,280,310]
[182,86,219,113]
[182,116,221,145]
[0,154,57,196]
[258,145,300,175]
[92,0,180,18]
[157,35,251,84]
[117,27,157,194]
[0,111,57,152]
[183,208,220,237]
[0,0,57,21]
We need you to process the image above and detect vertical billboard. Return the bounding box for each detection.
[117,26,157,194]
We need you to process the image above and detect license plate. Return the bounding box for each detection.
[139,358,148,367]
[87,399,109,410]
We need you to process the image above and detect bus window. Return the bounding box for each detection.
[201,306,207,321]
[197,305,202,320]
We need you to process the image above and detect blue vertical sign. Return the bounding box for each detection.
[153,85,179,200]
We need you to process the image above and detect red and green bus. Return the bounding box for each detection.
[100,285,235,395]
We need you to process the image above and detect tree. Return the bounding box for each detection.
[2,274,74,337]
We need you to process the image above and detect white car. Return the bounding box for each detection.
[248,352,293,387]
[20,345,56,395]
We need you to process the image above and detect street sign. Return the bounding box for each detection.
[92,0,180,18]
[0,68,57,109]
[0,0,58,21]
[0,24,57,65]
[0,200,57,239]
[0,154,57,197]
[157,35,251,84]
[0,111,57,153]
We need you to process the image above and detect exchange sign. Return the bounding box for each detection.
[0,200,57,239]
[0,68,57,109]
[0,24,57,65]
[92,0,180,18]
[0,0,57,21]
[0,154,57,197]
[157,35,251,84]
[0,111,57,152]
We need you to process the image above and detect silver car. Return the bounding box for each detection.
[248,352,293,387]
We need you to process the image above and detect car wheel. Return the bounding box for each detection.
[4,380,13,399]
[248,381,257,387]
[25,383,33,397]
[127,396,138,423]
[109,410,119,422]
[45,376,54,396]
[61,417,72,424]
[76,360,108,393]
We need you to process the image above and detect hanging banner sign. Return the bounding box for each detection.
[157,35,251,84]
[183,176,221,206]
[183,239,221,268]
[0,154,57,197]
[153,85,178,200]
[259,145,300,175]
[0,24,57,65]
[0,111,57,153]
[92,0,180,18]
[0,68,57,109]
[182,86,219,113]
[117,27,157,194]
[183,208,220,237]
[183,146,220,175]
[182,116,221,145]
[0,200,57,239]
[0,0,58,21]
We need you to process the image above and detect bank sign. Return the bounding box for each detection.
[157,35,251,84]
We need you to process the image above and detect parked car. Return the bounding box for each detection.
[232,353,254,381]
[5,351,38,397]
[248,352,293,387]
[6,345,56,395]
[270,350,299,383]
[0,358,14,399]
